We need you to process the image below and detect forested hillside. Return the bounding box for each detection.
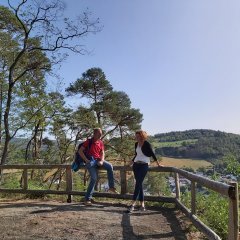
[153,129,240,162]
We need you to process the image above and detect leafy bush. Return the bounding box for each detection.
[1,174,21,189]
[181,191,228,239]
[145,172,171,196]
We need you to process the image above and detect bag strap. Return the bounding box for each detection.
[85,138,93,156]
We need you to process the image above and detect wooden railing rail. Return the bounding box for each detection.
[172,167,239,240]
[0,164,238,240]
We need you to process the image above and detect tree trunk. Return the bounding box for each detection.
[0,82,3,144]
[1,75,15,165]
[25,139,32,163]
[33,122,40,161]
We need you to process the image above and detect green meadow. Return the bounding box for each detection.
[151,139,198,148]
[160,156,212,170]
[151,139,212,170]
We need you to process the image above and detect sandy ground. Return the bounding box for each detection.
[0,199,204,240]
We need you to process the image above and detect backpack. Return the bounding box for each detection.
[71,138,93,172]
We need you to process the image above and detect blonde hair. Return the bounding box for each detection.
[135,130,148,140]
[93,128,102,135]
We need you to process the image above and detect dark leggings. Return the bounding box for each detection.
[132,163,149,201]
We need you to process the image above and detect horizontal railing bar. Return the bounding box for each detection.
[173,167,232,198]
[0,189,69,195]
[0,165,173,171]
[0,188,175,202]
[175,199,221,240]
[0,165,233,198]
[0,164,69,169]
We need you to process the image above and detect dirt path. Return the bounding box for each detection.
[0,199,204,240]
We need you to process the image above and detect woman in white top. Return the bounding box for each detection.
[127,130,162,213]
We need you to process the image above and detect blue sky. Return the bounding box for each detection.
[6,0,240,136]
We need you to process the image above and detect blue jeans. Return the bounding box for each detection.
[132,162,149,201]
[85,158,115,201]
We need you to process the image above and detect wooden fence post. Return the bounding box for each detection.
[228,182,239,240]
[191,181,196,215]
[66,166,73,203]
[120,168,127,195]
[23,168,28,190]
[175,172,180,199]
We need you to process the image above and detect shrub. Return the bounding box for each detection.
[181,191,228,239]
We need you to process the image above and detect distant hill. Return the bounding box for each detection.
[153,129,240,162]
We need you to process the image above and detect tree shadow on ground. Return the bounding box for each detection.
[121,206,187,240]
[0,200,188,239]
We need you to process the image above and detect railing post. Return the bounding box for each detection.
[120,168,127,194]
[191,181,196,215]
[23,168,28,190]
[174,172,180,199]
[66,166,73,203]
[228,182,239,240]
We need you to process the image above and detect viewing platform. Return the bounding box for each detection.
[0,164,238,240]
[0,198,195,240]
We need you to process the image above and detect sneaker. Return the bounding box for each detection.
[91,198,97,204]
[139,206,146,211]
[84,200,92,206]
[108,188,119,194]
[126,205,135,213]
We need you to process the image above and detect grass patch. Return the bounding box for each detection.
[160,157,212,170]
[152,139,198,148]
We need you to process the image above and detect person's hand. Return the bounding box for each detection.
[85,159,90,164]
[157,161,164,167]
[86,157,96,167]
[126,161,133,167]
[97,160,104,166]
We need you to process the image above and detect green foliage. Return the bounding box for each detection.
[182,167,195,172]
[7,143,26,164]
[24,180,46,199]
[0,6,22,32]
[145,172,171,196]
[107,136,136,160]
[197,167,207,173]
[154,129,225,141]
[152,139,197,148]
[66,68,113,99]
[65,67,143,158]
[0,0,101,164]
[0,2,142,164]
[72,171,87,191]
[28,180,46,190]
[223,154,240,176]
[181,191,228,239]
[1,174,21,189]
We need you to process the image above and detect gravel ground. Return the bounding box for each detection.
[0,199,204,240]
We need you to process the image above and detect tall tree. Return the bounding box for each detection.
[66,68,113,126]
[66,67,143,159]
[0,1,100,164]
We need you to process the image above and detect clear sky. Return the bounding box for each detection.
[6,0,240,136]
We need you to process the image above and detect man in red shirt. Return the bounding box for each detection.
[79,128,118,205]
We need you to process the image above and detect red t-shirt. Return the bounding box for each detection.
[83,139,104,159]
